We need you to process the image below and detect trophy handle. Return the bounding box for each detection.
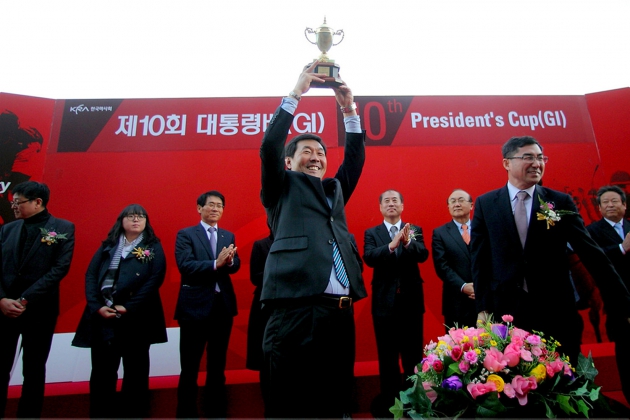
[304,27,317,45]
[332,29,345,46]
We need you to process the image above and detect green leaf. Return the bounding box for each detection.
[446,362,462,377]
[541,398,555,419]
[576,352,598,381]
[475,393,506,417]
[576,399,591,418]
[589,386,601,401]
[557,394,578,415]
[390,398,405,420]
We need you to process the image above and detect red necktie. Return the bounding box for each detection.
[461,224,470,245]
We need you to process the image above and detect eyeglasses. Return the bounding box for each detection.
[204,203,224,209]
[125,214,147,221]
[10,199,32,207]
[601,199,623,206]
[507,154,549,163]
[448,198,471,204]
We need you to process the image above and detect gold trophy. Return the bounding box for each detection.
[304,17,344,87]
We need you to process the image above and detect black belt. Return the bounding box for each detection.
[316,294,353,309]
[267,295,353,310]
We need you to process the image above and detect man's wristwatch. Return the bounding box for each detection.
[340,102,357,113]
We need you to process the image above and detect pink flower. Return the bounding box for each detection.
[422,361,430,373]
[143,250,151,256]
[531,346,543,357]
[464,350,478,364]
[49,231,57,237]
[526,335,542,346]
[503,383,515,398]
[520,349,533,362]
[511,328,530,339]
[545,359,564,378]
[547,203,554,210]
[502,314,514,323]
[483,347,508,372]
[459,361,470,373]
[467,381,497,399]
[503,343,522,367]
[423,382,437,403]
[508,375,537,405]
[510,335,524,347]
[432,360,444,373]
[450,345,463,361]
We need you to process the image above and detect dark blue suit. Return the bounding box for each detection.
[587,217,630,403]
[0,214,74,418]
[363,222,428,404]
[472,185,630,362]
[432,220,477,330]
[174,223,240,418]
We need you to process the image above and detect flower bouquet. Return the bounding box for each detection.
[390,315,605,419]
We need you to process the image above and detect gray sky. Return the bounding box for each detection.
[1,0,629,99]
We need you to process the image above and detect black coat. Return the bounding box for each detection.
[72,240,167,347]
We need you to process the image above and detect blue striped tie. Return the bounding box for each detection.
[332,240,349,288]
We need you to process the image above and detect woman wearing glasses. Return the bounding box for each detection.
[72,204,167,418]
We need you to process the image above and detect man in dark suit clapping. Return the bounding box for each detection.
[432,189,477,331]
[471,136,630,364]
[363,189,429,416]
[0,181,75,418]
[174,190,240,418]
[587,185,630,404]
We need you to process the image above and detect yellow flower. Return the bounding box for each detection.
[486,374,505,392]
[475,348,481,355]
[490,340,498,347]
[530,364,547,383]
[461,336,469,343]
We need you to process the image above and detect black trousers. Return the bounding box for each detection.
[0,312,56,418]
[89,339,151,418]
[373,296,424,401]
[263,302,356,418]
[177,296,233,418]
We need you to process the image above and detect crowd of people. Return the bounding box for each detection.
[1,63,630,419]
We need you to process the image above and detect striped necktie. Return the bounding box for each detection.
[332,240,349,288]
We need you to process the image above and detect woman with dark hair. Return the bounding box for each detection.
[72,204,167,418]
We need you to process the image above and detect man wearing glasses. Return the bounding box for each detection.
[471,136,630,364]
[0,181,75,418]
[173,191,240,418]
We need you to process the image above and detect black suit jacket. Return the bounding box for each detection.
[363,223,428,317]
[0,215,74,316]
[259,106,367,301]
[587,218,630,339]
[72,240,167,347]
[471,185,630,321]
[432,220,476,326]
[174,224,240,321]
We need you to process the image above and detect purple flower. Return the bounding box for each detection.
[492,324,508,340]
[442,375,463,391]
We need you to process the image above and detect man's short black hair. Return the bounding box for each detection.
[596,185,626,205]
[379,189,404,203]
[12,181,50,207]
[502,136,543,158]
[284,133,327,159]
[197,190,225,207]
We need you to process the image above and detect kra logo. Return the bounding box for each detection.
[69,104,90,114]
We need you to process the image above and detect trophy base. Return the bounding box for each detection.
[306,61,342,88]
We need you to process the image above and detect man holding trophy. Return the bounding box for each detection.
[259,25,367,416]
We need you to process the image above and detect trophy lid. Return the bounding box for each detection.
[316,17,334,34]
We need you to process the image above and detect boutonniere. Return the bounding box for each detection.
[536,197,576,229]
[132,246,155,263]
[40,228,69,245]
[409,226,421,241]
